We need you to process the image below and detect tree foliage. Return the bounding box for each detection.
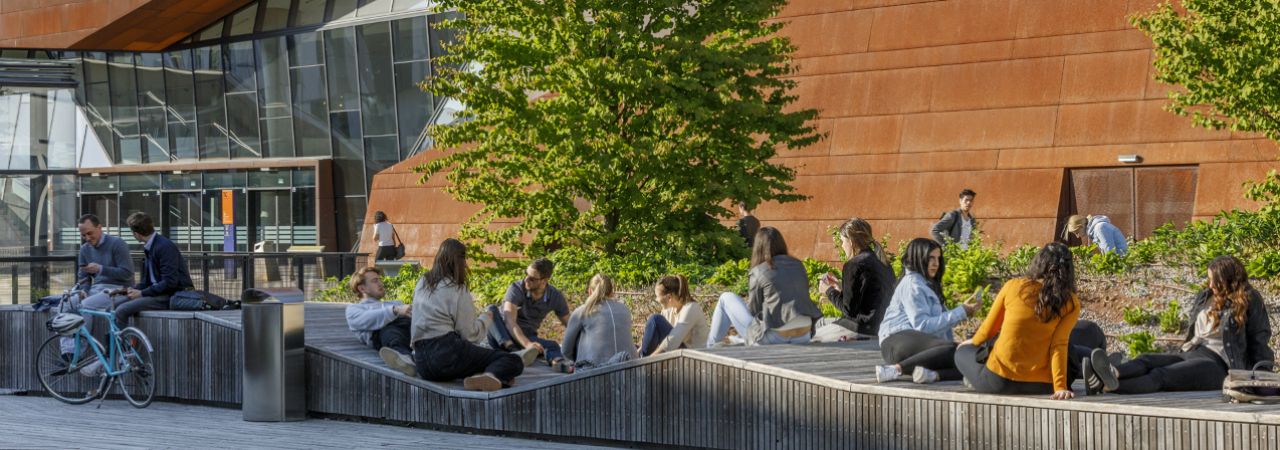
[416,0,821,261]
[1133,1,1280,140]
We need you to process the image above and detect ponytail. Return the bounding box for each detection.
[583,274,614,316]
[657,274,695,307]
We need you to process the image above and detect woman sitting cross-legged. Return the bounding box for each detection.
[1086,255,1275,395]
[875,238,979,384]
[638,275,709,357]
[410,238,524,391]
[706,227,823,347]
[955,242,1082,400]
[561,274,638,371]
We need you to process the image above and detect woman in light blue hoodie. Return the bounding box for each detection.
[1063,215,1128,256]
[875,238,979,384]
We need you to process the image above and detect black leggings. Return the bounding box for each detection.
[1114,347,1228,395]
[955,320,1107,395]
[412,332,524,384]
[881,330,961,381]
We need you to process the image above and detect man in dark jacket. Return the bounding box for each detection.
[737,203,760,248]
[118,212,194,330]
[930,189,977,248]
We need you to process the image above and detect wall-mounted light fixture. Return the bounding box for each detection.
[1118,154,1142,164]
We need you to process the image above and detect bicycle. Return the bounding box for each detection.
[33,289,157,408]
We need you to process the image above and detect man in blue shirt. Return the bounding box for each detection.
[487,258,571,371]
[60,214,134,356]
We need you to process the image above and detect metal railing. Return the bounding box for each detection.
[0,251,369,305]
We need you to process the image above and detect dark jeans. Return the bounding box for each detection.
[640,314,676,357]
[115,295,170,330]
[954,320,1107,394]
[376,245,398,261]
[1114,346,1228,395]
[881,330,961,381]
[486,305,564,362]
[371,316,413,355]
[412,332,524,383]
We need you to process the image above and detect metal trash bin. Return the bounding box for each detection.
[241,288,306,422]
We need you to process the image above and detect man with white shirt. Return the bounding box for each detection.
[344,266,415,376]
[930,189,978,249]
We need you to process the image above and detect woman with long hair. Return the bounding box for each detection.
[706,227,823,346]
[639,274,709,356]
[410,239,523,391]
[875,238,979,384]
[813,217,897,342]
[1087,255,1274,395]
[561,274,637,370]
[955,242,1082,399]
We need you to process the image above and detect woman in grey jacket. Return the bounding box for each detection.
[707,227,823,346]
[410,239,524,391]
[561,274,638,371]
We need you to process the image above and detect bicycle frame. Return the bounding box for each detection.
[74,309,130,378]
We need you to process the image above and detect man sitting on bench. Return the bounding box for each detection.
[344,266,415,377]
[488,258,571,371]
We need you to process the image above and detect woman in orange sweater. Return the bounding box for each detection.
[955,242,1082,400]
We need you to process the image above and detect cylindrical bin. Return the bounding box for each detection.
[241,288,306,421]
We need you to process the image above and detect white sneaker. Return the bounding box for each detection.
[912,366,939,384]
[875,365,901,383]
[380,347,417,378]
[514,347,539,367]
[79,359,103,377]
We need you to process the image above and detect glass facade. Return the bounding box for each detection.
[0,7,459,253]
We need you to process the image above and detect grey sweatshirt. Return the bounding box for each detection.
[410,277,491,345]
[345,297,406,348]
[77,234,133,287]
[562,299,637,368]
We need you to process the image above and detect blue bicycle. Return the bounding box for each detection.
[34,290,157,408]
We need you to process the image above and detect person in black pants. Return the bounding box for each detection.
[344,266,417,376]
[1087,255,1274,395]
[118,212,193,330]
[410,239,523,391]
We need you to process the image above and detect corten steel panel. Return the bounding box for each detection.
[1134,166,1197,240]
[1070,168,1135,238]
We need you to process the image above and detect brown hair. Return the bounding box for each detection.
[750,227,789,268]
[582,273,615,316]
[126,212,155,236]
[1207,255,1251,330]
[349,266,385,295]
[423,238,468,290]
[656,275,694,307]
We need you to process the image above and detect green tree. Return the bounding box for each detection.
[1132,1,1280,140]
[416,0,821,261]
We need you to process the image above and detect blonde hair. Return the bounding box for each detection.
[349,266,384,295]
[839,217,888,264]
[1062,215,1089,241]
[583,274,615,316]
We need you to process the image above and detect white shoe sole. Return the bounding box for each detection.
[464,374,502,392]
[380,347,417,378]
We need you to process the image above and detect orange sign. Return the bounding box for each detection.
[221,190,234,224]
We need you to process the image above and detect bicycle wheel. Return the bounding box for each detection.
[116,328,156,408]
[34,333,108,405]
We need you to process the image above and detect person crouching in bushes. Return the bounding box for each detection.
[410,238,523,391]
[955,242,1082,400]
[560,274,637,371]
[1085,255,1274,395]
[814,217,897,343]
[706,227,823,346]
[639,275,709,356]
[875,238,979,384]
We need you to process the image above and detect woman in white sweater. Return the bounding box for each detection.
[410,239,523,391]
[639,275,709,356]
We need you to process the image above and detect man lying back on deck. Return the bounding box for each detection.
[344,266,416,377]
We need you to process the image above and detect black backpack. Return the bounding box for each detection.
[170,290,234,311]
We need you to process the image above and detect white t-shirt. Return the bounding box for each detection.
[959,217,972,249]
[374,222,395,246]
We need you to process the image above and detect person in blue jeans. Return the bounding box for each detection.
[706,227,823,347]
[488,258,572,372]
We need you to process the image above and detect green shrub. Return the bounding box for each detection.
[941,234,999,308]
[1159,300,1183,334]
[1000,245,1038,277]
[1247,250,1280,279]
[1090,250,1129,275]
[1122,303,1154,326]
[1120,331,1159,358]
[707,258,750,296]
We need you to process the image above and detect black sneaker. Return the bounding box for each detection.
[1083,357,1103,396]
[1089,348,1119,393]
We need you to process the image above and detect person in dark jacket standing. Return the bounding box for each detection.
[813,218,897,342]
[707,227,823,346]
[931,189,977,248]
[1086,255,1274,395]
[119,212,194,330]
[737,203,760,249]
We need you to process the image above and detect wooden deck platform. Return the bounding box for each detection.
[4,303,1279,449]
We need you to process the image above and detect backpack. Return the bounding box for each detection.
[169,290,232,311]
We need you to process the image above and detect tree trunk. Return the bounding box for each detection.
[604,211,619,256]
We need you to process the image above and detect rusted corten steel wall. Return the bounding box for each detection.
[366,0,1280,262]
[0,0,250,50]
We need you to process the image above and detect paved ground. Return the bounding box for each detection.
[0,394,616,449]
